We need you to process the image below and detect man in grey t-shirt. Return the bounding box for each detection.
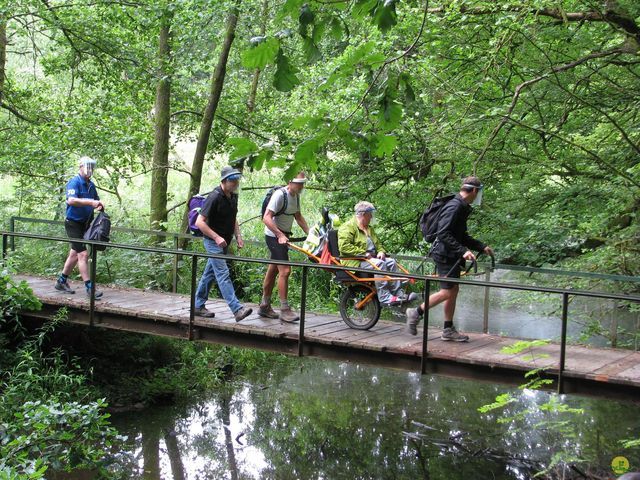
[259,172,310,323]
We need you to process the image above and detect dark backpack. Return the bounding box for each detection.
[187,192,211,236]
[261,186,299,218]
[419,194,455,243]
[83,211,111,250]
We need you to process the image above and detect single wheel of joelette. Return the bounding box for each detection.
[339,285,381,330]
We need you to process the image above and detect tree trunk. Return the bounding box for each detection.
[149,10,172,240]
[0,16,7,104]
[179,4,240,243]
[164,426,186,480]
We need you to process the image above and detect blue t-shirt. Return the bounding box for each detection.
[65,174,99,222]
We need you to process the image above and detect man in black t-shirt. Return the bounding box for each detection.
[193,166,252,322]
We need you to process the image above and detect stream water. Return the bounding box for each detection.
[107,358,640,479]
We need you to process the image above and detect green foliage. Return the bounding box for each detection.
[0,399,118,477]
[477,393,516,414]
[0,312,117,478]
[0,269,42,334]
[622,438,640,449]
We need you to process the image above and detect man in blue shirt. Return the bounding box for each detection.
[55,156,105,298]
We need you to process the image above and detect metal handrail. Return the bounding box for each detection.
[8,215,640,283]
[3,230,639,395]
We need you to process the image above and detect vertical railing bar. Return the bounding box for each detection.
[9,217,15,251]
[610,299,618,348]
[89,245,97,327]
[558,292,569,394]
[2,233,7,264]
[421,279,430,374]
[189,254,197,341]
[483,268,491,334]
[172,235,179,293]
[298,266,308,357]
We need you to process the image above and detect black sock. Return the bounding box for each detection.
[58,273,68,283]
[444,321,453,329]
[85,280,91,290]
[417,306,424,316]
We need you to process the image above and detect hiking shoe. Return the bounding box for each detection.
[441,326,469,342]
[406,308,421,335]
[55,279,75,294]
[194,306,216,318]
[86,288,103,300]
[234,307,253,322]
[279,307,300,323]
[258,304,279,319]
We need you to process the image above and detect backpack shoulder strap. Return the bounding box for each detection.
[276,187,288,216]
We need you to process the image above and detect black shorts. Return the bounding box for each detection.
[265,234,289,261]
[65,218,90,253]
[435,258,462,290]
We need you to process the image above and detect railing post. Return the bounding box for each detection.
[9,217,15,251]
[188,254,197,341]
[89,246,97,327]
[483,268,491,333]
[558,292,569,394]
[2,233,7,264]
[421,279,431,374]
[609,300,618,348]
[172,235,179,293]
[298,265,308,357]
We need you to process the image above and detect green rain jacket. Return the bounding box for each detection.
[337,216,386,268]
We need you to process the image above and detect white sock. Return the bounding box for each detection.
[280,299,289,309]
[261,295,271,306]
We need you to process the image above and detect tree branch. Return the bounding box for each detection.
[0,101,37,123]
[475,46,627,165]
[171,109,272,141]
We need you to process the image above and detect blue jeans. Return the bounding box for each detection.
[195,237,242,313]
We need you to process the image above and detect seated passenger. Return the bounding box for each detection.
[337,201,416,305]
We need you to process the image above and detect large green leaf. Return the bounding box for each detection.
[372,0,397,32]
[298,3,315,37]
[303,38,322,64]
[377,96,403,131]
[241,37,280,69]
[228,137,258,160]
[284,162,305,181]
[353,0,378,18]
[248,148,274,171]
[373,134,397,157]
[294,137,321,170]
[273,50,301,92]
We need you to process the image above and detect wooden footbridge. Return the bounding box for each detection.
[4,226,640,401]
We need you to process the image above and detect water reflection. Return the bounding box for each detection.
[109,359,640,479]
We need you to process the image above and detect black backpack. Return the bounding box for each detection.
[261,186,299,217]
[419,194,455,243]
[83,211,111,250]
